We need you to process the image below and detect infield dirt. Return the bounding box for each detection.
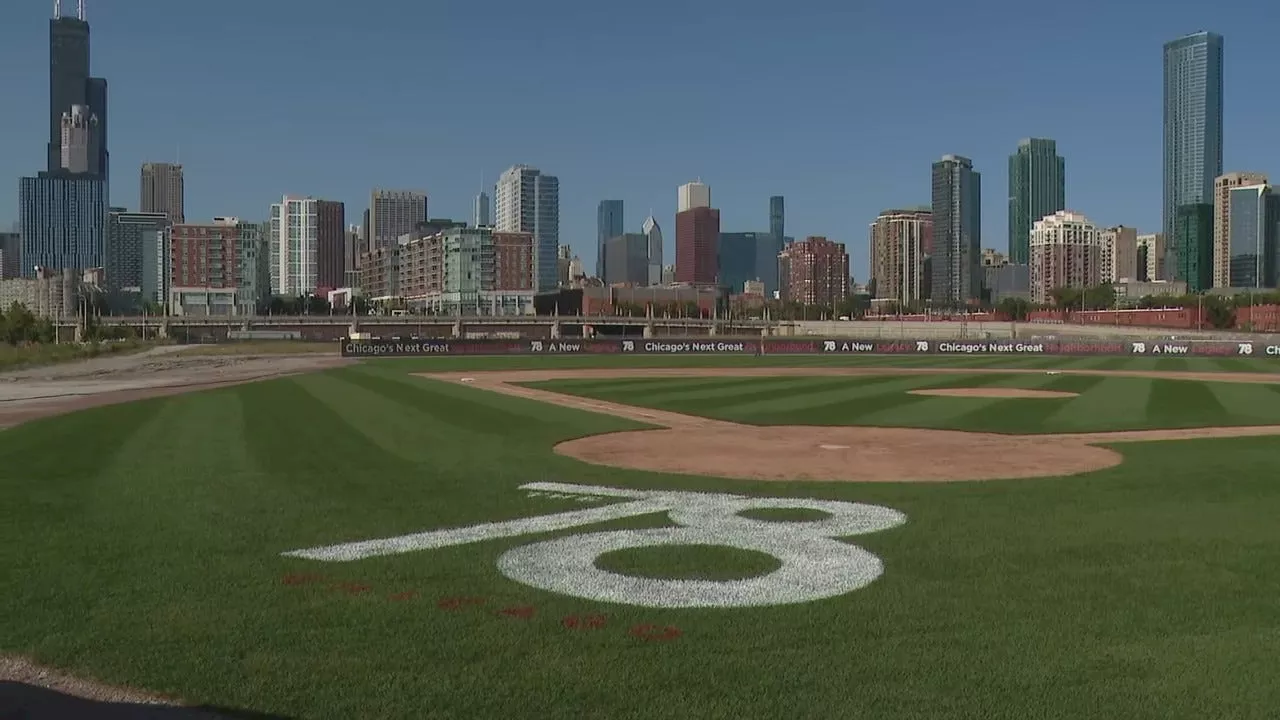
[427,367,1280,484]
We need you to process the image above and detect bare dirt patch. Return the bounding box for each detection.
[908,388,1079,399]
[423,367,1280,484]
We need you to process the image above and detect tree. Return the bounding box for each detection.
[5,302,35,345]
[995,296,1031,321]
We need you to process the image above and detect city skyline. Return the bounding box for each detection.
[3,2,1280,281]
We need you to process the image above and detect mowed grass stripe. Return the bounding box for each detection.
[760,374,1019,427]
[705,374,1002,419]
[1042,376,1152,431]
[1203,381,1280,425]
[1145,379,1229,428]
[649,376,890,414]
[943,376,1111,434]
[574,375,830,405]
[294,372,463,463]
[239,377,416,489]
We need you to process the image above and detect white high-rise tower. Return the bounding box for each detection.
[495,165,559,291]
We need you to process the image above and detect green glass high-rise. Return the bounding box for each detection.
[1007,138,1065,265]
[1163,32,1224,276]
[1174,203,1214,292]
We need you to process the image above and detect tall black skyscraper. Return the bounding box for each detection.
[47,1,107,179]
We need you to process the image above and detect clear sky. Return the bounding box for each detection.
[1,0,1276,281]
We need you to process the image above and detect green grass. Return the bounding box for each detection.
[2,357,1280,718]
[528,372,1280,433]
[0,339,159,371]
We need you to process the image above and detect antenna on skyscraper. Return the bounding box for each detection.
[77,0,84,20]
[54,0,61,18]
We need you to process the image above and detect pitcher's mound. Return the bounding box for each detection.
[556,426,1119,483]
[908,388,1078,399]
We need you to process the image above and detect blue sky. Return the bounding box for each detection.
[1,0,1276,280]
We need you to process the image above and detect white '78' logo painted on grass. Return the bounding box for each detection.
[282,483,907,608]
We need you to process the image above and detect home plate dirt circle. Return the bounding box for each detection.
[555,427,1122,483]
[907,388,1079,399]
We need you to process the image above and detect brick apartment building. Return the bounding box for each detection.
[779,236,850,306]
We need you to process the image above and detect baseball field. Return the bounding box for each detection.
[4,351,1280,718]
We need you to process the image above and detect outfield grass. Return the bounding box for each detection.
[2,358,1280,719]
[528,372,1280,433]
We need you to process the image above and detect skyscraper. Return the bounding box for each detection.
[140,162,185,223]
[769,196,785,241]
[931,155,982,305]
[643,215,663,285]
[20,173,107,276]
[494,165,559,292]
[869,208,932,307]
[1028,210,1102,304]
[1163,31,1224,275]
[105,209,169,311]
[1212,172,1267,287]
[675,208,720,285]
[597,200,624,279]
[473,191,491,228]
[1007,138,1065,264]
[268,196,342,296]
[368,189,427,250]
[1225,185,1280,289]
[678,181,711,212]
[47,1,107,180]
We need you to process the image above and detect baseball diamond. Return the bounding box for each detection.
[3,348,1280,718]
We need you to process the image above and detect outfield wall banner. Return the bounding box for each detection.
[340,337,1280,358]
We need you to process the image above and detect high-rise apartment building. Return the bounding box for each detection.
[1136,233,1167,282]
[1163,32,1224,274]
[140,162,185,223]
[869,208,932,307]
[368,189,427,251]
[106,209,169,310]
[1099,225,1138,282]
[1007,138,1065,264]
[1174,204,1214,292]
[269,196,342,296]
[1226,185,1280,289]
[931,155,982,305]
[677,181,711,213]
[1212,172,1267,287]
[0,233,20,280]
[169,217,267,315]
[675,206,720,285]
[473,191,491,228]
[778,236,850,307]
[494,165,559,292]
[1029,210,1102,304]
[643,215,663,286]
[597,200,624,280]
[314,200,346,293]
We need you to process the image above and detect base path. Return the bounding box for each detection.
[425,367,1280,484]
